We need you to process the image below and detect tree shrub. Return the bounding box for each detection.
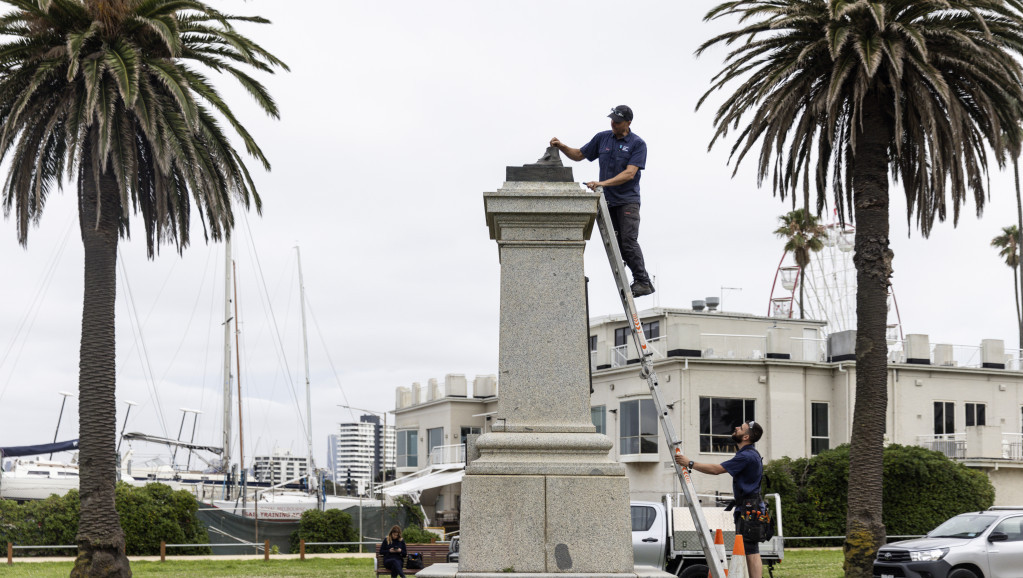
[764,444,994,545]
[0,482,209,555]
[290,508,359,553]
[402,524,437,544]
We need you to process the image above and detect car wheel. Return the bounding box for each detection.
[678,564,709,578]
[948,569,980,578]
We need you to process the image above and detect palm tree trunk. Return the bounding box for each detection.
[1014,160,1023,350]
[799,266,806,319]
[1013,265,1020,350]
[843,95,890,578]
[71,136,131,578]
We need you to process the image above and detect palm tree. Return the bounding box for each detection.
[0,1,286,575]
[774,209,827,319]
[992,226,1023,348]
[698,2,1023,576]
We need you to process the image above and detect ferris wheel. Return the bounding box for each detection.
[768,212,903,342]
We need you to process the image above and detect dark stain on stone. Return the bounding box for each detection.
[555,543,572,569]
[589,468,603,476]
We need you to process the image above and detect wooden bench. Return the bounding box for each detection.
[375,542,450,575]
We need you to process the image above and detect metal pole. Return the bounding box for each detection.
[49,392,74,460]
[186,410,202,471]
[234,260,246,511]
[172,409,188,468]
[116,400,137,454]
[222,237,233,477]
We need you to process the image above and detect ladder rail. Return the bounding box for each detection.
[593,188,728,578]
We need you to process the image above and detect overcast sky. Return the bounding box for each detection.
[1,0,1020,471]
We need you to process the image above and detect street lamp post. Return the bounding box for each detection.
[50,391,76,460]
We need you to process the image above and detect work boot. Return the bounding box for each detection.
[631,280,655,297]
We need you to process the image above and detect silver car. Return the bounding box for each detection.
[874,507,1023,578]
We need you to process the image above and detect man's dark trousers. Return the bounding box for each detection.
[608,203,650,285]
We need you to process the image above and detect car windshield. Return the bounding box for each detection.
[928,514,998,539]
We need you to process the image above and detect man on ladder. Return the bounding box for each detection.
[550,104,654,297]
[565,130,728,576]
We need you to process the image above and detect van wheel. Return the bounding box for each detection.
[678,564,709,578]
[948,569,979,578]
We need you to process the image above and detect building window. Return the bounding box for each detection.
[621,399,657,454]
[591,405,606,435]
[642,320,660,339]
[811,402,829,455]
[589,335,597,351]
[397,430,418,468]
[934,401,955,435]
[966,403,986,427]
[459,426,481,445]
[427,427,444,460]
[614,327,629,347]
[700,397,756,453]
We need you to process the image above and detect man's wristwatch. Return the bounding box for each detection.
[688,460,695,469]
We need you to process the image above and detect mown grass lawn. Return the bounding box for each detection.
[0,549,846,577]
[0,557,372,577]
[777,548,845,578]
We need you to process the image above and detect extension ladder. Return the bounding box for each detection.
[593,187,728,578]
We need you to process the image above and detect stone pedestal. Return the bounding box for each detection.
[425,166,669,578]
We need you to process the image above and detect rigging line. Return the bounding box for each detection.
[117,250,170,438]
[0,212,75,403]
[238,212,309,443]
[155,244,216,386]
[113,250,181,376]
[304,294,356,421]
[196,244,221,445]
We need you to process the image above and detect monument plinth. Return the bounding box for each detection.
[416,151,669,577]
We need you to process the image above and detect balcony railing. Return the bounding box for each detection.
[1005,350,1023,371]
[701,334,767,360]
[1003,434,1023,460]
[428,444,465,466]
[791,337,827,362]
[608,336,666,369]
[917,433,967,459]
[611,344,629,368]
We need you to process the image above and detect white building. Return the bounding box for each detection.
[327,414,395,495]
[251,449,309,484]
[389,305,1023,531]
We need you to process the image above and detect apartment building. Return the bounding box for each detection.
[327,414,395,496]
[385,374,498,529]
[251,449,309,485]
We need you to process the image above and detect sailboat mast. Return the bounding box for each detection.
[295,246,315,474]
[234,260,246,505]
[222,239,233,474]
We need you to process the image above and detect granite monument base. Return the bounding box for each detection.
[415,565,674,578]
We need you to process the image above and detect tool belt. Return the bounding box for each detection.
[734,494,773,543]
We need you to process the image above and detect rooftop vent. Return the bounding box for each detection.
[705,297,720,312]
[692,299,706,312]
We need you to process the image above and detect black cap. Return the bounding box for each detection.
[608,105,633,122]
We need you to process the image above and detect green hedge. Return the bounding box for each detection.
[289,508,359,553]
[0,482,210,555]
[764,444,994,544]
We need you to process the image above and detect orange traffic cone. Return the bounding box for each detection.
[729,533,748,578]
[708,528,728,577]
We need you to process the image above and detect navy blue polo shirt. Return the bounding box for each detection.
[579,130,647,206]
[721,444,762,501]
